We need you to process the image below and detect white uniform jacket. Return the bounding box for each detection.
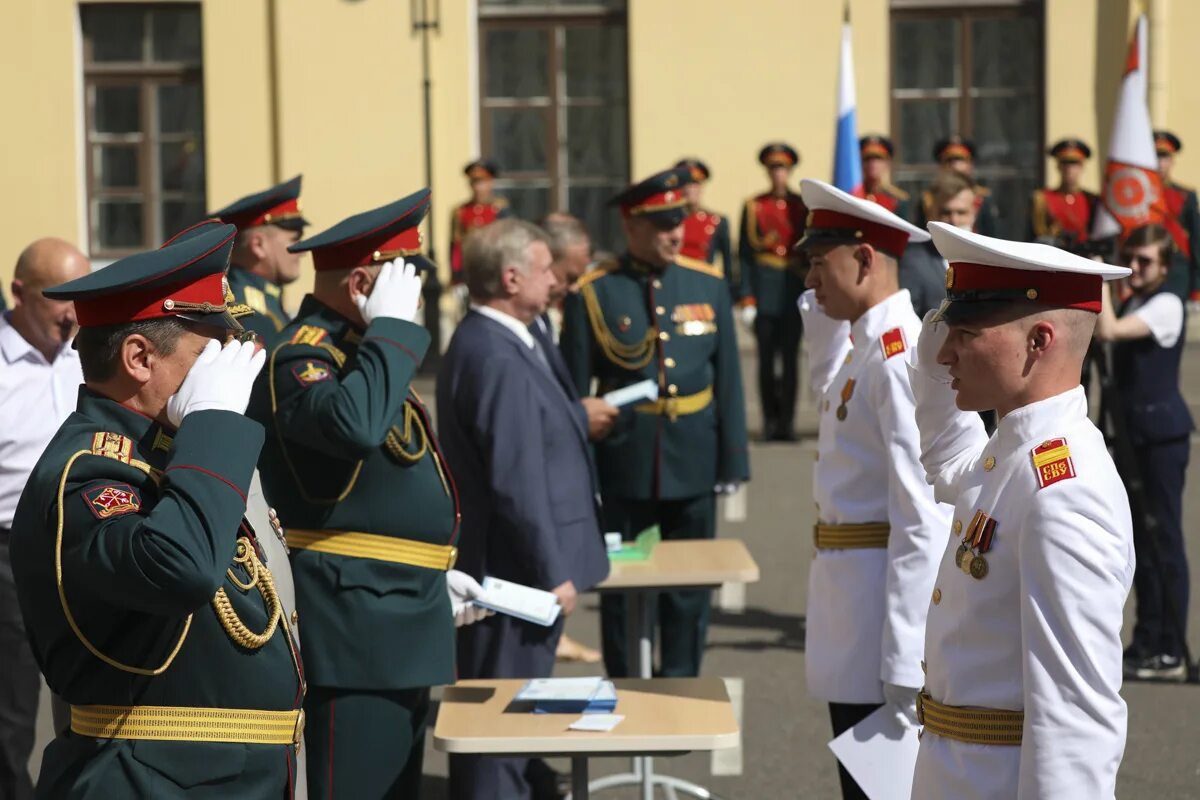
[803,290,954,703]
[909,372,1134,799]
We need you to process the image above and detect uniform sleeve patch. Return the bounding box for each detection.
[880,327,908,359]
[84,484,141,519]
[292,361,333,386]
[1031,438,1076,489]
[290,325,328,346]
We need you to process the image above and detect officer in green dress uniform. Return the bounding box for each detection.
[11,224,306,798]
[675,158,738,300]
[249,188,487,799]
[739,142,809,441]
[211,175,309,346]
[1154,131,1200,301]
[851,135,911,221]
[914,136,1002,237]
[561,167,751,678]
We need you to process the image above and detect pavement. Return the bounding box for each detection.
[26,324,1200,798]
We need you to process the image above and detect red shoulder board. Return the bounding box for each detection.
[84,483,142,519]
[1031,438,1076,489]
[879,327,907,359]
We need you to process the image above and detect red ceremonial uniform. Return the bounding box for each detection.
[1029,188,1099,243]
[448,199,511,282]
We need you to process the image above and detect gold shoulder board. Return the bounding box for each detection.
[290,325,328,346]
[675,255,724,280]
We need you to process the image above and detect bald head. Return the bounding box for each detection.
[11,238,90,361]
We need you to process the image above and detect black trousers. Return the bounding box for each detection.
[0,532,37,800]
[1131,436,1191,658]
[600,495,716,678]
[754,311,802,436]
[828,702,883,800]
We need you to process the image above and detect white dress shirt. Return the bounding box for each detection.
[0,315,83,528]
[471,303,535,349]
[803,290,955,703]
[909,370,1134,798]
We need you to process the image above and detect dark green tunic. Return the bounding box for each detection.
[11,390,302,799]
[228,267,290,348]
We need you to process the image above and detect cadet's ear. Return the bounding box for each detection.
[347,266,374,301]
[119,334,155,385]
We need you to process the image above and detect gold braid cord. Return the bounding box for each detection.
[211,537,283,651]
[581,283,656,370]
[384,401,429,464]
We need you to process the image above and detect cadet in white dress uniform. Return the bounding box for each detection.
[797,180,976,800]
[909,221,1135,799]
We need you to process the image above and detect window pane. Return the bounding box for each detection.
[565,26,626,98]
[499,185,551,222]
[971,17,1037,90]
[487,108,548,172]
[158,84,204,135]
[893,19,960,90]
[97,200,144,249]
[95,145,139,189]
[83,7,145,63]
[160,141,205,192]
[972,95,1039,170]
[484,29,549,98]
[897,100,956,165]
[566,105,626,178]
[162,199,207,241]
[94,86,141,134]
[568,184,624,254]
[151,7,202,63]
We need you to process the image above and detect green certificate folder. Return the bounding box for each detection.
[608,525,661,562]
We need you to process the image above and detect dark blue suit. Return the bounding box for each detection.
[436,309,609,800]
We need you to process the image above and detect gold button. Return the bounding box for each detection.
[665,357,676,368]
[953,519,962,535]
[659,331,670,341]
[668,384,678,396]
[656,306,666,315]
[653,280,663,289]
[932,588,942,605]
[291,610,299,625]
[984,456,996,471]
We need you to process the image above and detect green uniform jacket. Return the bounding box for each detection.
[249,296,457,692]
[228,267,290,348]
[560,255,750,500]
[737,191,809,317]
[11,390,302,798]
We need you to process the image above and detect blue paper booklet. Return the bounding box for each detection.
[515,677,619,714]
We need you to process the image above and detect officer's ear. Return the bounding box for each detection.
[855,243,874,275]
[118,333,156,385]
[347,266,376,301]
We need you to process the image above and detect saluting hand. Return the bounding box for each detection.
[354,258,422,324]
[914,309,952,384]
[166,339,266,427]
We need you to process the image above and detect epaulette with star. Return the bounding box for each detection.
[574,260,617,289]
[675,254,724,280]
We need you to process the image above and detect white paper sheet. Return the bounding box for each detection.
[602,379,658,408]
[473,577,562,627]
[568,714,624,732]
[827,706,920,800]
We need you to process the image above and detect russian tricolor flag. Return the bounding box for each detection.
[833,9,861,192]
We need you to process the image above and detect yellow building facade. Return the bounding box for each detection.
[2,0,1199,306]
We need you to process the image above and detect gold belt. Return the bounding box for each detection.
[813,522,890,550]
[757,253,790,270]
[634,386,714,421]
[917,692,1024,746]
[286,529,457,571]
[70,705,304,749]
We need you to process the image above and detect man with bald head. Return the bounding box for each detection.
[0,238,89,798]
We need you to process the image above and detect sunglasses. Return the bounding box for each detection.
[1120,254,1159,269]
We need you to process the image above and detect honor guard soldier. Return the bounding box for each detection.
[449,159,512,284]
[1028,139,1099,248]
[908,223,1133,798]
[561,167,750,679]
[249,188,487,799]
[11,225,306,798]
[739,142,809,440]
[797,179,974,800]
[915,136,1001,237]
[211,175,309,346]
[852,135,911,220]
[675,158,738,300]
[1154,131,1200,302]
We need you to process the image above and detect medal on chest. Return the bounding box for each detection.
[955,509,997,580]
[836,378,856,421]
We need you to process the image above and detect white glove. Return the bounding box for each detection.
[913,309,952,383]
[713,482,741,495]
[353,258,422,324]
[883,682,920,728]
[797,289,852,399]
[740,304,758,329]
[166,339,266,427]
[447,569,493,628]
